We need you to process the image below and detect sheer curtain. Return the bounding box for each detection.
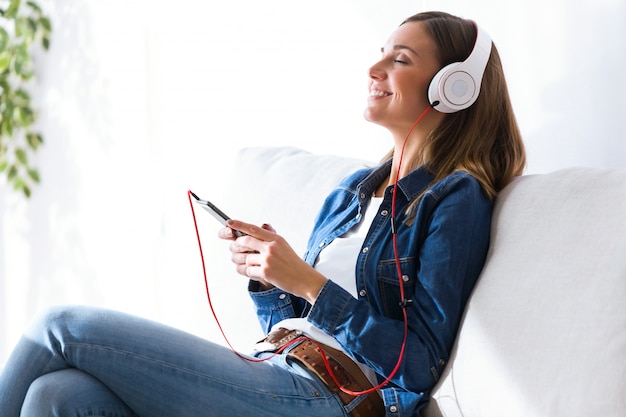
[1,0,624,365]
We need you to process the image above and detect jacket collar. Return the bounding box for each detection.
[356,159,436,204]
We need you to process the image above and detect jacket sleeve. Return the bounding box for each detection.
[248,281,309,335]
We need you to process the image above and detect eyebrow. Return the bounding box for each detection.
[381,44,419,56]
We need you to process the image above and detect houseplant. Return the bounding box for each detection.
[0,0,51,197]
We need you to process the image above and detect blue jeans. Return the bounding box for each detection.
[0,306,351,417]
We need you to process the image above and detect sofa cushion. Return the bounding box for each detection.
[424,167,626,417]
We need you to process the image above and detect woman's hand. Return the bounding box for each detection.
[218,220,327,304]
[218,222,275,290]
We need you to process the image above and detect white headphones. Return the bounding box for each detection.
[428,21,492,113]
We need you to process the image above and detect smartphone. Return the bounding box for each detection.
[190,191,245,237]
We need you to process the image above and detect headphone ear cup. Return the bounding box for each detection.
[428,62,477,113]
[428,21,492,114]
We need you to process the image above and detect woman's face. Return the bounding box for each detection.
[364,21,442,134]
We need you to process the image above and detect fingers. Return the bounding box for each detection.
[230,251,249,265]
[227,219,275,242]
[218,220,279,284]
[218,220,276,242]
[217,226,236,240]
[229,248,253,277]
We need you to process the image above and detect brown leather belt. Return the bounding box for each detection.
[257,328,385,417]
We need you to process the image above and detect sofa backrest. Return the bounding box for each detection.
[225,146,373,257]
[424,167,626,417]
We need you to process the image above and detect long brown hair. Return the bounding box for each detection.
[386,11,526,202]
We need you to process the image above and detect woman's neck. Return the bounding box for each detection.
[374,141,422,197]
[377,111,444,196]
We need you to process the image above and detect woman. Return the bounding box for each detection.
[0,11,525,417]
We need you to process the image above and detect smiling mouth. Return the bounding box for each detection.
[369,89,391,97]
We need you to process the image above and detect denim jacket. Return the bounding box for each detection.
[249,159,493,416]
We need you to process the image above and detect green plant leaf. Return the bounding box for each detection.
[0,52,12,71]
[13,44,33,77]
[27,17,38,35]
[27,167,39,182]
[15,147,27,164]
[15,88,30,102]
[39,16,51,32]
[26,132,43,149]
[42,36,49,50]
[15,106,35,126]
[0,79,11,94]
[12,176,31,198]
[0,28,9,53]
[0,160,7,172]
[5,0,20,19]
[7,164,17,180]
[26,1,42,13]
[2,118,14,136]
[13,176,24,190]
[19,69,34,80]
[15,16,25,38]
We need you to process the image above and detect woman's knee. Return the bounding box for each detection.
[21,369,136,417]
[25,305,108,341]
[29,305,88,329]
[22,371,68,413]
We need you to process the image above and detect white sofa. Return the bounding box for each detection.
[221,146,626,417]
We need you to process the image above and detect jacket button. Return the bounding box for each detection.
[381,209,388,216]
[360,192,366,199]
[359,289,367,297]
[279,294,286,300]
[402,275,409,282]
[389,405,398,413]
[318,242,325,248]
[362,247,369,253]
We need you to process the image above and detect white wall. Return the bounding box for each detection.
[1,0,624,364]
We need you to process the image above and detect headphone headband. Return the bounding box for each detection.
[428,21,492,113]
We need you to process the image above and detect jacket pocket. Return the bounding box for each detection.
[376,257,416,317]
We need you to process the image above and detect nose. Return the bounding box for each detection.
[368,59,387,81]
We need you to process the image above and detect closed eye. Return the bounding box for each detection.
[392,53,410,65]
[380,46,410,65]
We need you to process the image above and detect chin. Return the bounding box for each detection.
[363,109,384,126]
[364,115,393,133]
